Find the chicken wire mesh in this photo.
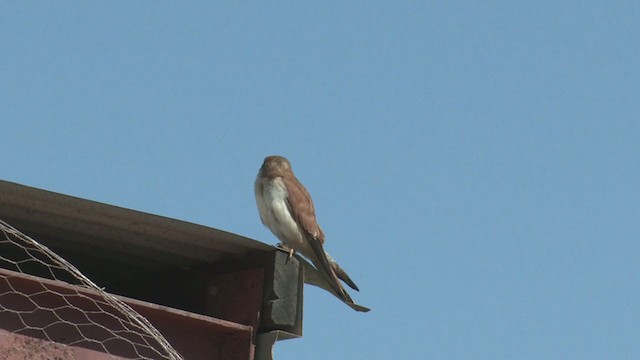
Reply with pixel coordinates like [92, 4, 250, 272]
[0, 219, 184, 360]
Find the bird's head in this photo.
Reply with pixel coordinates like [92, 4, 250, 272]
[260, 155, 293, 177]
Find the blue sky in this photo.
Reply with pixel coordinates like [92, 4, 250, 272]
[2, 2, 639, 359]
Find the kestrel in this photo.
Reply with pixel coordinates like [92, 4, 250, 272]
[254, 155, 367, 311]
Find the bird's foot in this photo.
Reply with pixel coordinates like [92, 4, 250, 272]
[275, 243, 296, 262]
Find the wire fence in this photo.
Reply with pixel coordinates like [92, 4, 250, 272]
[0, 219, 184, 359]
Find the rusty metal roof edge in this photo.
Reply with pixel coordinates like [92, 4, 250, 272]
[0, 180, 272, 253]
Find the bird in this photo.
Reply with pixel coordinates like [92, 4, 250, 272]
[254, 155, 367, 311]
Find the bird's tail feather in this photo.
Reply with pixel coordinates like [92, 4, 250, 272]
[326, 252, 360, 291]
[297, 253, 370, 312]
[304, 234, 355, 304]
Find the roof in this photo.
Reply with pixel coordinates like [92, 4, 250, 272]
[0, 179, 272, 286]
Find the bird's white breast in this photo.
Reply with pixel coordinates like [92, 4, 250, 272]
[255, 177, 305, 248]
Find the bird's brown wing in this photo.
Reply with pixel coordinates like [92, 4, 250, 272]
[281, 175, 324, 242]
[282, 175, 355, 304]
[281, 176, 360, 291]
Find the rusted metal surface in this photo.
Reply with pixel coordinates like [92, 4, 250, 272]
[0, 329, 130, 360]
[207, 268, 265, 329]
[0, 268, 254, 360]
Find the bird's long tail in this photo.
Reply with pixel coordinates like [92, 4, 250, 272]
[326, 252, 360, 291]
[304, 234, 355, 304]
[296, 252, 370, 312]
